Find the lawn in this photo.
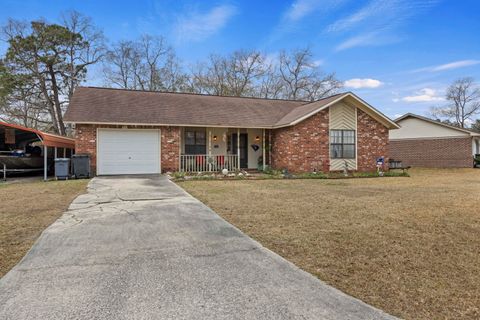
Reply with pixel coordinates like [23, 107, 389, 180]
[179, 168, 480, 320]
[0, 179, 89, 277]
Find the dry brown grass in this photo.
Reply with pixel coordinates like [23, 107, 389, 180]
[0, 179, 88, 277]
[179, 168, 480, 320]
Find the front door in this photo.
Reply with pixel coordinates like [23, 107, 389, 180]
[232, 133, 248, 168]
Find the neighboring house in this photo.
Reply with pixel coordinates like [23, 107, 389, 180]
[390, 113, 480, 168]
[64, 87, 398, 175]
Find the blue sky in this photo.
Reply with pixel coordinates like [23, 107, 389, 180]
[1, 0, 479, 119]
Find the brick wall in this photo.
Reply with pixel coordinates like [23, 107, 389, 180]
[357, 109, 389, 172]
[74, 124, 180, 175]
[74, 124, 97, 172]
[160, 126, 181, 172]
[270, 108, 390, 173]
[389, 137, 472, 168]
[271, 110, 330, 173]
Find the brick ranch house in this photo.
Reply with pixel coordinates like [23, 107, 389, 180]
[390, 113, 480, 168]
[64, 87, 399, 175]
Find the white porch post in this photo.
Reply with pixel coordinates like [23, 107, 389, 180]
[54, 147, 57, 159]
[63, 148, 66, 158]
[262, 129, 266, 171]
[237, 128, 240, 170]
[208, 128, 212, 171]
[43, 146, 48, 181]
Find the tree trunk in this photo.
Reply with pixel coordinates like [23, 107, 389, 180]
[48, 64, 66, 135]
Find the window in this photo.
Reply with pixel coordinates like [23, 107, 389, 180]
[330, 130, 355, 159]
[184, 128, 206, 154]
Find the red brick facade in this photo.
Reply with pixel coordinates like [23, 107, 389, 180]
[389, 137, 472, 168]
[356, 109, 389, 172]
[270, 108, 389, 173]
[271, 110, 330, 172]
[74, 124, 180, 174]
[74, 107, 390, 175]
[160, 126, 181, 172]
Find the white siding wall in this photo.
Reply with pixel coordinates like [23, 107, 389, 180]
[473, 138, 480, 155]
[329, 102, 357, 171]
[208, 127, 228, 155]
[390, 118, 469, 139]
[246, 128, 263, 169]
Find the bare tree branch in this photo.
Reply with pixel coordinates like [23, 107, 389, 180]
[430, 77, 480, 128]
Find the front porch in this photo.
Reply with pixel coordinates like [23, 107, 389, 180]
[179, 127, 269, 172]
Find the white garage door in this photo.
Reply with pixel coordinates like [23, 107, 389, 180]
[97, 129, 161, 175]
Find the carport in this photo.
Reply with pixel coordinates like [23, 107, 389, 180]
[0, 121, 75, 181]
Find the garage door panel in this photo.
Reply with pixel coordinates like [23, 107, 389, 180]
[97, 129, 160, 175]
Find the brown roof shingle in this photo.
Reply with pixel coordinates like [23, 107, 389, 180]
[64, 87, 397, 129]
[64, 87, 309, 128]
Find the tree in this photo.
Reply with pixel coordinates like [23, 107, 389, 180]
[471, 119, 480, 132]
[0, 60, 50, 128]
[1, 12, 105, 134]
[103, 35, 188, 92]
[277, 48, 341, 101]
[60, 11, 105, 101]
[430, 77, 480, 128]
[191, 50, 266, 96]
[191, 48, 341, 100]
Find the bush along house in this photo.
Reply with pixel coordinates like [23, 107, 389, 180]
[63, 87, 399, 175]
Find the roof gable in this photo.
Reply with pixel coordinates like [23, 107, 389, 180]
[275, 92, 399, 129]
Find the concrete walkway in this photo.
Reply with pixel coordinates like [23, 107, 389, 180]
[0, 176, 397, 320]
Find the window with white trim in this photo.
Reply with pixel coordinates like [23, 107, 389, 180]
[330, 130, 355, 159]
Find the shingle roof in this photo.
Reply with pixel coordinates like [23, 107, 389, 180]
[64, 87, 398, 129]
[275, 93, 346, 126]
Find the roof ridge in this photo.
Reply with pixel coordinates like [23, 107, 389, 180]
[80, 86, 320, 104]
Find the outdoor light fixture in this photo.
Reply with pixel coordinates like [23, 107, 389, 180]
[255, 136, 260, 141]
[213, 135, 218, 141]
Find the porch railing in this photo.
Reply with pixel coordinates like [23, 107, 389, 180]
[180, 154, 239, 172]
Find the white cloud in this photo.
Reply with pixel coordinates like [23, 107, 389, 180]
[285, 0, 320, 21]
[412, 60, 480, 73]
[284, 0, 347, 22]
[328, 0, 437, 33]
[329, 0, 438, 51]
[267, 0, 348, 45]
[344, 78, 383, 89]
[174, 5, 238, 42]
[335, 32, 380, 51]
[401, 88, 444, 102]
[327, 0, 394, 33]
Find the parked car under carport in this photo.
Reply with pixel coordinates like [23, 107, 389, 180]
[0, 121, 75, 181]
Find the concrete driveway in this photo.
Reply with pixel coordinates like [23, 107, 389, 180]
[0, 176, 397, 320]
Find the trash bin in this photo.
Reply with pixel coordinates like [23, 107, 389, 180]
[72, 154, 90, 179]
[55, 158, 70, 180]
